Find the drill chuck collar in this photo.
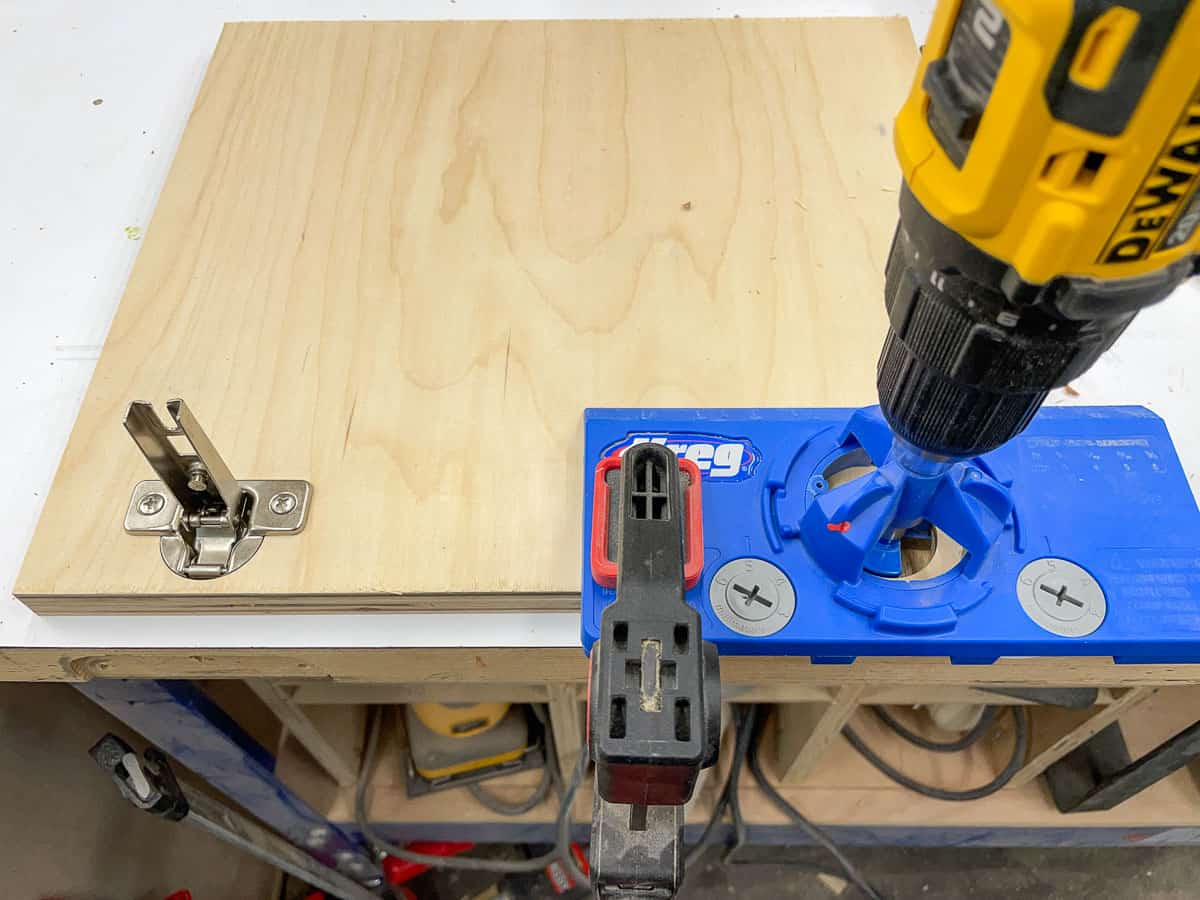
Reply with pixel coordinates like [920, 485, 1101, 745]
[877, 185, 1195, 459]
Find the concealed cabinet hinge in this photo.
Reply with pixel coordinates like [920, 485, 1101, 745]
[123, 399, 310, 579]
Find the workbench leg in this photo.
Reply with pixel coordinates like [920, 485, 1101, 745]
[775, 684, 869, 784]
[548, 683, 585, 777]
[1010, 687, 1158, 787]
[246, 679, 359, 787]
[75, 679, 380, 885]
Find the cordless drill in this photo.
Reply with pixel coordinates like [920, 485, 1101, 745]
[880, 0, 1200, 463]
[590, 5, 1200, 896]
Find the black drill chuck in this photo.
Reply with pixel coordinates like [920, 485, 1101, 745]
[876, 185, 1195, 459]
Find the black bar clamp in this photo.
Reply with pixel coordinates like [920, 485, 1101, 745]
[1045, 717, 1200, 813]
[588, 442, 721, 897]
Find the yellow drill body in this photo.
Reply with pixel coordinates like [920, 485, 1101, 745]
[878, 0, 1200, 458]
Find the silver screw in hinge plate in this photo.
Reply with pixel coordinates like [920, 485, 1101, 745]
[136, 492, 166, 516]
[123, 398, 311, 580]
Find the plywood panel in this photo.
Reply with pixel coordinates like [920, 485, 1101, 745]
[16, 19, 916, 614]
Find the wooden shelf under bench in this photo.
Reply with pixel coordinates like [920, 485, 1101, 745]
[268, 687, 1200, 846]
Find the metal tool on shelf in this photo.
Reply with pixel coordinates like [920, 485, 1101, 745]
[90, 733, 380, 900]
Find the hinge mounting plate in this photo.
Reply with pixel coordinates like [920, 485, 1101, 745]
[123, 399, 310, 580]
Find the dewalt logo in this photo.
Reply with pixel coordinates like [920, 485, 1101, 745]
[1102, 85, 1200, 264]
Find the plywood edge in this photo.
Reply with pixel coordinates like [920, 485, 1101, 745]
[15, 592, 581, 616]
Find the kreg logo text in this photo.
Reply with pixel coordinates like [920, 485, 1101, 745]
[600, 432, 761, 481]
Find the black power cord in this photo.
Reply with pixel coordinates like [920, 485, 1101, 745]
[746, 710, 887, 900]
[842, 705, 1030, 802]
[465, 705, 557, 817]
[723, 706, 752, 864]
[870, 705, 1002, 753]
[683, 705, 757, 872]
[467, 763, 552, 816]
[683, 705, 885, 900]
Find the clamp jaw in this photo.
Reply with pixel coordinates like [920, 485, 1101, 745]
[90, 733, 189, 821]
[588, 442, 721, 897]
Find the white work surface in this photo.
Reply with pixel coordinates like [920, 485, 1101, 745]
[1, 1, 1197, 655]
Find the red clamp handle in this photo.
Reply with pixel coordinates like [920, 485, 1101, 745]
[589, 453, 704, 590]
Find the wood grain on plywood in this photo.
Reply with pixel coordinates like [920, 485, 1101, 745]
[15, 18, 915, 614]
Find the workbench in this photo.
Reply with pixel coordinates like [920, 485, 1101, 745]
[5, 2, 1200, 888]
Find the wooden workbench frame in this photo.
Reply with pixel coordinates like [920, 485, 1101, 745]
[19, 644, 1198, 812]
[9, 647, 1200, 687]
[259, 680, 1200, 848]
[258, 673, 1167, 796]
[48, 649, 1200, 877]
